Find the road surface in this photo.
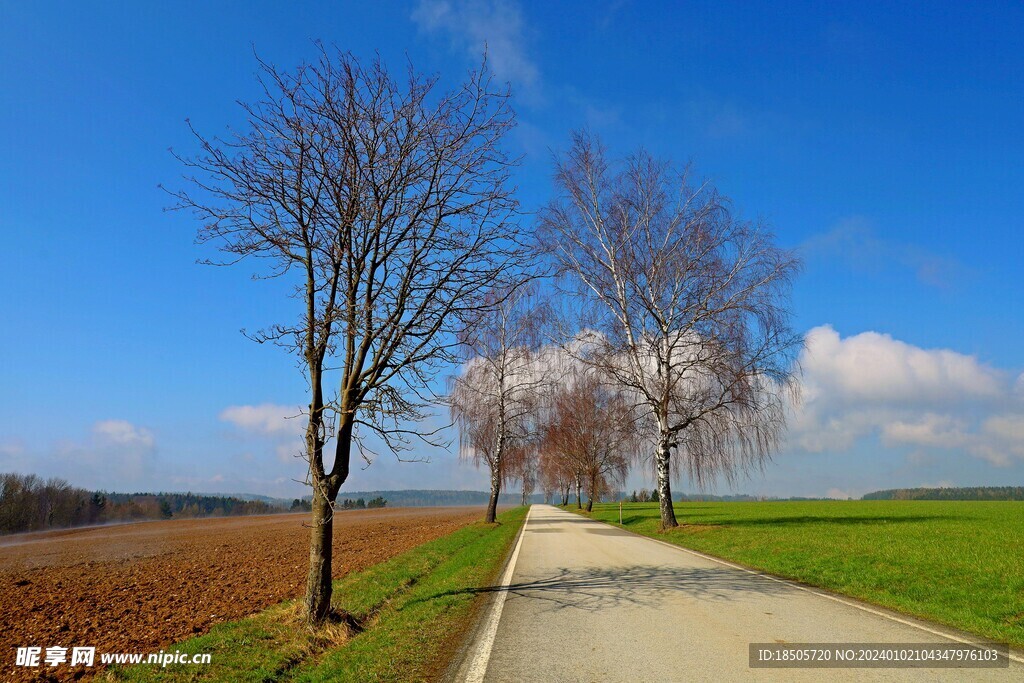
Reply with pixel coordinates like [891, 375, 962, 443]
[457, 505, 1021, 682]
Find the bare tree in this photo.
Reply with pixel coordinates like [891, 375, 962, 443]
[508, 445, 537, 506]
[538, 464, 557, 504]
[540, 132, 801, 528]
[538, 439, 573, 506]
[449, 286, 545, 523]
[170, 48, 526, 624]
[540, 372, 635, 512]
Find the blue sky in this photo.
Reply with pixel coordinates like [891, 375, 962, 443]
[1, 1, 1022, 499]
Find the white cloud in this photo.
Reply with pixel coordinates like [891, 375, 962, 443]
[220, 404, 310, 467]
[802, 325, 1002, 405]
[983, 414, 1024, 442]
[219, 404, 306, 436]
[93, 419, 155, 450]
[790, 408, 885, 453]
[880, 414, 970, 449]
[790, 325, 1022, 467]
[412, 0, 539, 94]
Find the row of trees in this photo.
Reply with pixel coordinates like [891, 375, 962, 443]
[339, 496, 387, 509]
[449, 132, 800, 528]
[536, 373, 635, 512]
[627, 489, 661, 504]
[451, 345, 638, 519]
[0, 473, 105, 534]
[863, 487, 1024, 501]
[290, 496, 391, 511]
[102, 491, 281, 518]
[0, 473, 281, 535]
[177, 48, 798, 625]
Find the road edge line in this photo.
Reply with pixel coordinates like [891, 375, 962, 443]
[462, 505, 532, 683]
[585, 510, 1024, 666]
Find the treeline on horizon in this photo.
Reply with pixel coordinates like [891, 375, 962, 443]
[862, 487, 1024, 501]
[677, 488, 1024, 502]
[289, 496, 387, 511]
[0, 472, 286, 535]
[645, 492, 829, 502]
[328, 490, 543, 507]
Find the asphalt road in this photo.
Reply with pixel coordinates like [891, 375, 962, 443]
[460, 504, 1022, 682]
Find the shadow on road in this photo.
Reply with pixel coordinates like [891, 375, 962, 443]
[526, 515, 593, 525]
[410, 564, 791, 613]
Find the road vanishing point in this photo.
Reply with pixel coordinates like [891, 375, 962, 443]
[453, 504, 1023, 682]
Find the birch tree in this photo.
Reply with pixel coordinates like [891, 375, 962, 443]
[540, 132, 801, 528]
[449, 287, 545, 523]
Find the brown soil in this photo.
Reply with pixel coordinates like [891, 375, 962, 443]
[0, 507, 480, 681]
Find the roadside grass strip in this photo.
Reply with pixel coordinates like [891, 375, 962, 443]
[108, 506, 528, 682]
[579, 500, 1024, 649]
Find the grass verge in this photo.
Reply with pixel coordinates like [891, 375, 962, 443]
[578, 500, 1024, 648]
[108, 506, 527, 682]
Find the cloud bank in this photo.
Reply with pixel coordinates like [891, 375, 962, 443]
[791, 325, 1024, 467]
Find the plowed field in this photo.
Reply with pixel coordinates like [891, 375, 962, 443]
[0, 507, 481, 681]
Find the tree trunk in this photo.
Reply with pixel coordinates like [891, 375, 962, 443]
[655, 438, 678, 528]
[304, 411, 350, 627]
[305, 482, 335, 624]
[575, 476, 582, 509]
[521, 488, 527, 506]
[586, 496, 593, 512]
[562, 484, 569, 506]
[486, 466, 501, 524]
[303, 376, 332, 627]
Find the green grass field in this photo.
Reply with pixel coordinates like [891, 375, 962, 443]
[109, 506, 527, 682]
[582, 500, 1024, 648]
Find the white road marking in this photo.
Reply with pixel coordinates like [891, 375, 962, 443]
[464, 506, 532, 683]
[623, 521, 1024, 665]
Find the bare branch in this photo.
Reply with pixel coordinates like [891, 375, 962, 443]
[170, 48, 529, 623]
[539, 131, 802, 527]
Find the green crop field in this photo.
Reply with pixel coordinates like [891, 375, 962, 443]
[583, 500, 1024, 648]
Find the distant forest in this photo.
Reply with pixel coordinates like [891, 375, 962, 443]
[862, 487, 1024, 501]
[289, 496, 388, 511]
[0, 472, 287, 535]
[335, 490, 543, 507]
